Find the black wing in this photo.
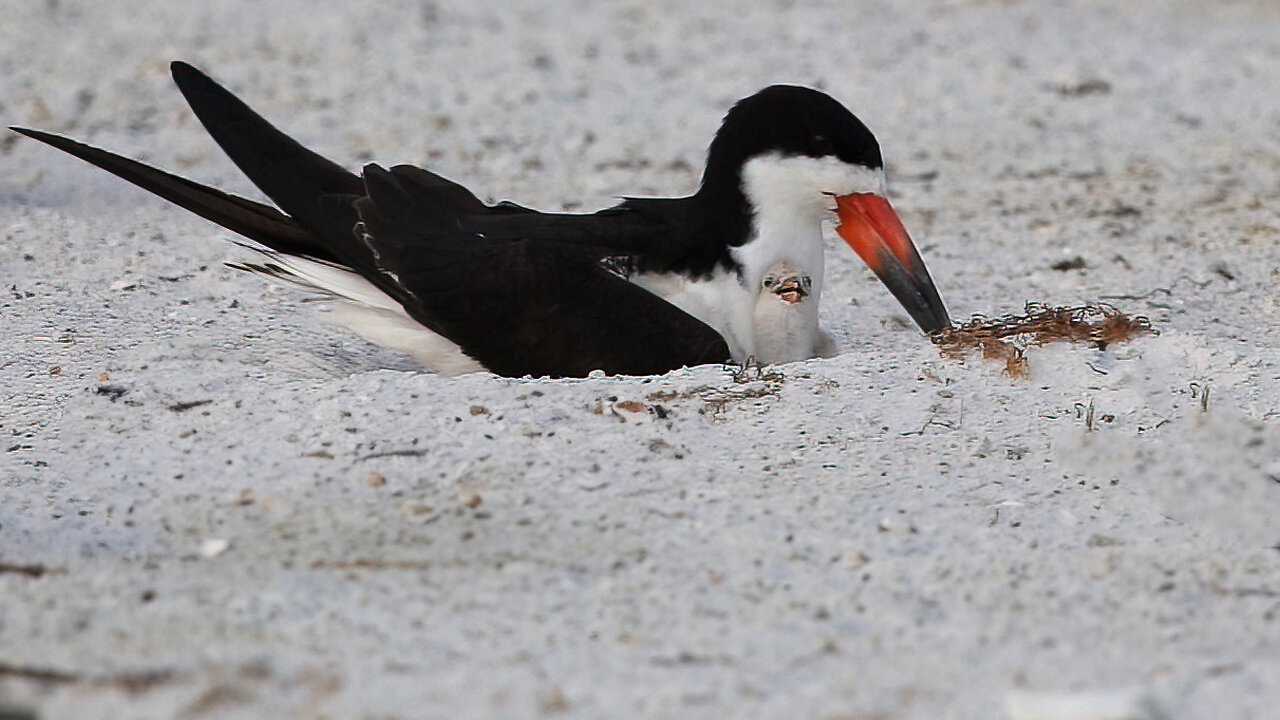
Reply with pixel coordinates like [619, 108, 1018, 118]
[168, 60, 378, 275]
[356, 164, 730, 377]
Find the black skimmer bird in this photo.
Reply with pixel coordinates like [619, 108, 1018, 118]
[13, 62, 950, 378]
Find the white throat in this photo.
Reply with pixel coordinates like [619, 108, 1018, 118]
[736, 153, 880, 287]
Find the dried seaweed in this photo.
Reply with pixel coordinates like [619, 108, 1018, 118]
[932, 302, 1157, 376]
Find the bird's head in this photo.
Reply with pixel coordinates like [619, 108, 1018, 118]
[702, 85, 951, 335]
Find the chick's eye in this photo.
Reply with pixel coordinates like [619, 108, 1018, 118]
[763, 276, 777, 287]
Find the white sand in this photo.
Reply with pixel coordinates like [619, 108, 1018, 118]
[2, 1, 1278, 718]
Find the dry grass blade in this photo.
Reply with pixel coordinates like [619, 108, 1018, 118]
[932, 302, 1157, 375]
[691, 358, 788, 417]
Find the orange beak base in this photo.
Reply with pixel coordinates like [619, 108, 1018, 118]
[834, 192, 951, 334]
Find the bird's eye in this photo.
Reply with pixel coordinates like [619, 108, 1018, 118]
[812, 134, 834, 155]
[763, 276, 778, 288]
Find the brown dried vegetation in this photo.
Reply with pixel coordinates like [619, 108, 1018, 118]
[932, 302, 1157, 376]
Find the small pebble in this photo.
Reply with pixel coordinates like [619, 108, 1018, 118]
[402, 501, 433, 515]
[537, 685, 568, 713]
[364, 472, 385, 487]
[840, 549, 870, 567]
[200, 538, 229, 558]
[458, 489, 483, 509]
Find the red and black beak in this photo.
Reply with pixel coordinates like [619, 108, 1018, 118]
[834, 192, 951, 334]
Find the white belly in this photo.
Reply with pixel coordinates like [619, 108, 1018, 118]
[632, 269, 824, 365]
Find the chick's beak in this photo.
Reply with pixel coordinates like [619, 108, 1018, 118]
[834, 192, 951, 334]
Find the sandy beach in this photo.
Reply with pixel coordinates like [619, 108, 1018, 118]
[2, 1, 1278, 718]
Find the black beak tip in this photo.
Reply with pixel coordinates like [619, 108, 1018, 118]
[917, 306, 952, 335]
[905, 313, 947, 337]
[875, 261, 951, 337]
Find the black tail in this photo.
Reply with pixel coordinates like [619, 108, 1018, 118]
[10, 126, 322, 258]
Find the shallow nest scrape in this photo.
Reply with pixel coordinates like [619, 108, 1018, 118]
[931, 302, 1157, 376]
